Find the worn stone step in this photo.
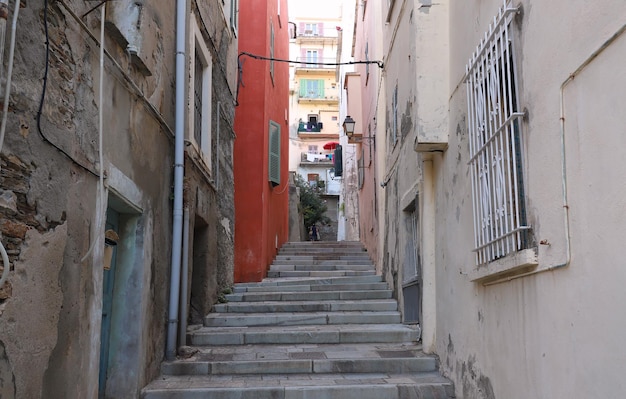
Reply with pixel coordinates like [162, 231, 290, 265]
[212, 299, 398, 313]
[224, 289, 392, 303]
[204, 311, 401, 327]
[274, 255, 371, 260]
[162, 356, 436, 376]
[188, 324, 419, 346]
[232, 282, 389, 293]
[266, 270, 376, 278]
[235, 274, 383, 288]
[141, 372, 454, 399]
[270, 264, 374, 272]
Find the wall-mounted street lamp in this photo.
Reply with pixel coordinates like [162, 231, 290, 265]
[343, 115, 375, 146]
[342, 115, 356, 137]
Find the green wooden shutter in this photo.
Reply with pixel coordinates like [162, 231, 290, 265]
[299, 79, 308, 97]
[318, 79, 325, 97]
[268, 120, 281, 186]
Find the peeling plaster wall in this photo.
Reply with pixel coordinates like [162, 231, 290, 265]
[437, 0, 626, 398]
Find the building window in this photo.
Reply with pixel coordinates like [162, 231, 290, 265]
[302, 49, 320, 68]
[189, 16, 213, 172]
[268, 120, 281, 186]
[307, 173, 319, 187]
[270, 20, 275, 82]
[357, 148, 364, 189]
[230, 0, 239, 35]
[391, 83, 398, 145]
[304, 23, 318, 36]
[465, 1, 529, 265]
[308, 145, 318, 154]
[365, 42, 370, 84]
[299, 79, 325, 99]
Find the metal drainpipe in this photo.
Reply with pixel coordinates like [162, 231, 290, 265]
[0, 0, 19, 289]
[166, 0, 186, 360]
[178, 207, 190, 349]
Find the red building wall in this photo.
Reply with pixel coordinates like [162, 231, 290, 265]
[234, 0, 290, 282]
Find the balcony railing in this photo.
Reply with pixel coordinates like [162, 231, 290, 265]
[298, 122, 323, 133]
[295, 57, 338, 69]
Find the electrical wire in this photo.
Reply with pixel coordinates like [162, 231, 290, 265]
[235, 51, 383, 106]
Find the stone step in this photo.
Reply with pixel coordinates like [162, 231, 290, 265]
[188, 324, 419, 346]
[224, 289, 392, 303]
[234, 274, 383, 288]
[162, 356, 436, 376]
[204, 311, 401, 327]
[277, 251, 368, 256]
[269, 264, 374, 272]
[232, 282, 389, 293]
[142, 372, 454, 399]
[272, 258, 372, 265]
[143, 241, 454, 398]
[212, 299, 398, 313]
[266, 270, 376, 278]
[281, 241, 364, 247]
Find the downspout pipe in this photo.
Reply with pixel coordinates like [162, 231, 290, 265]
[166, 0, 186, 360]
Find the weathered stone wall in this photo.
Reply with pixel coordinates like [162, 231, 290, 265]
[0, 0, 236, 397]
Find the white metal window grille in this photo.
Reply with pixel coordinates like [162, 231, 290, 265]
[465, 0, 529, 265]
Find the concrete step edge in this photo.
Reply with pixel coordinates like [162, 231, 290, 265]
[161, 357, 437, 376]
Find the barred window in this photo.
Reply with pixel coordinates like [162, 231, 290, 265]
[465, 1, 529, 265]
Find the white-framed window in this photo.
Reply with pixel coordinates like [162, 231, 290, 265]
[189, 16, 213, 172]
[308, 145, 318, 154]
[365, 42, 370, 84]
[391, 83, 398, 145]
[465, 0, 529, 265]
[268, 120, 281, 186]
[220, 0, 238, 36]
[304, 23, 318, 36]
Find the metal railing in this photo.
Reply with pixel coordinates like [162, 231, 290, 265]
[465, 0, 530, 265]
[294, 57, 339, 69]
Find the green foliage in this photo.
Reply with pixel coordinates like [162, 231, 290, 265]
[294, 174, 331, 229]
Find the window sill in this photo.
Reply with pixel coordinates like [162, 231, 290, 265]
[469, 248, 538, 284]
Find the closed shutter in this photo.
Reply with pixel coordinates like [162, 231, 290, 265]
[318, 22, 324, 36]
[299, 79, 308, 97]
[268, 120, 281, 186]
[318, 79, 325, 97]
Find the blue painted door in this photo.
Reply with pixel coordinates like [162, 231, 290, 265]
[99, 208, 119, 398]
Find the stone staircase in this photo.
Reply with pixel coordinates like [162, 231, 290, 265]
[142, 241, 454, 399]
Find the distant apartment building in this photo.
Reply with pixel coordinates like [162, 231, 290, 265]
[288, 1, 342, 240]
